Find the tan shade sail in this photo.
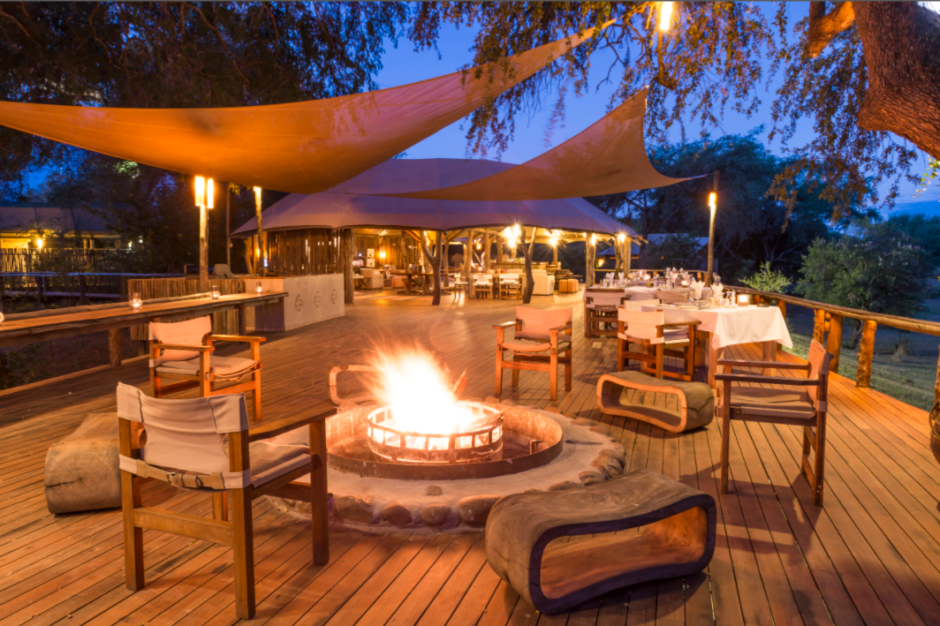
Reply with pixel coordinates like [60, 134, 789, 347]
[231, 158, 637, 238]
[0, 29, 600, 194]
[351, 88, 688, 201]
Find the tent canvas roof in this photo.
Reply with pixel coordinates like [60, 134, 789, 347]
[231, 158, 637, 238]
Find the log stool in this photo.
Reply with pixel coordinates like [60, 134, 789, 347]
[597, 370, 714, 433]
[44, 412, 121, 514]
[558, 279, 579, 294]
[486, 469, 716, 614]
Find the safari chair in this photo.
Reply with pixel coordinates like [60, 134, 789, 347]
[616, 309, 699, 381]
[116, 383, 333, 619]
[656, 288, 690, 304]
[495, 307, 572, 401]
[585, 292, 626, 338]
[473, 273, 493, 299]
[716, 340, 833, 506]
[499, 273, 521, 299]
[149, 316, 265, 420]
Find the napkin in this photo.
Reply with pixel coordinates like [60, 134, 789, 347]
[712, 282, 723, 304]
[691, 280, 705, 301]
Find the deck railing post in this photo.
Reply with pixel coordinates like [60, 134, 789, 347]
[813, 309, 826, 344]
[826, 313, 843, 373]
[109, 328, 123, 368]
[856, 320, 877, 388]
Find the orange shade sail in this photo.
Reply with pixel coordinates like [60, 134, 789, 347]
[352, 88, 689, 201]
[0, 28, 602, 194]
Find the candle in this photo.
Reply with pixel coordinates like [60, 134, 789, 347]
[256, 282, 263, 294]
[0, 310, 4, 324]
[737, 293, 750, 306]
[211, 286, 220, 300]
[680, 279, 689, 287]
[130, 292, 142, 310]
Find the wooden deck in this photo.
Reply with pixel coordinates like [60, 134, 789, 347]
[1, 290, 939, 625]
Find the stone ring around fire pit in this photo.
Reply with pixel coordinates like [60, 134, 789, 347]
[267, 399, 628, 532]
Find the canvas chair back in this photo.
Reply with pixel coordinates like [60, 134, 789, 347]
[657, 288, 690, 304]
[516, 306, 572, 340]
[213, 264, 236, 279]
[150, 316, 212, 366]
[116, 382, 247, 475]
[473, 273, 492, 284]
[807, 340, 834, 408]
[618, 309, 666, 344]
[586, 291, 625, 308]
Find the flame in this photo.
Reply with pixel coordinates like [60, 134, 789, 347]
[371, 346, 487, 450]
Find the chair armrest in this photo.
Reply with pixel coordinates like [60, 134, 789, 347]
[248, 408, 337, 443]
[549, 322, 573, 332]
[664, 320, 701, 329]
[210, 334, 267, 344]
[152, 343, 214, 353]
[493, 321, 518, 329]
[717, 359, 809, 370]
[714, 373, 821, 386]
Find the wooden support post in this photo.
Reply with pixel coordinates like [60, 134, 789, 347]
[813, 309, 827, 344]
[777, 300, 787, 320]
[825, 313, 843, 373]
[238, 303, 248, 335]
[79, 274, 87, 305]
[585, 237, 596, 288]
[466, 230, 475, 299]
[624, 238, 632, 271]
[254, 187, 264, 276]
[856, 320, 877, 388]
[109, 328, 123, 368]
[341, 229, 354, 306]
[225, 184, 232, 269]
[198, 203, 209, 293]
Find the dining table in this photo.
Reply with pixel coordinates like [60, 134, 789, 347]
[390, 269, 458, 295]
[640, 302, 793, 387]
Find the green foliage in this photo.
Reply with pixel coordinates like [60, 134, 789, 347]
[881, 213, 940, 267]
[637, 234, 704, 270]
[797, 222, 935, 317]
[741, 262, 791, 293]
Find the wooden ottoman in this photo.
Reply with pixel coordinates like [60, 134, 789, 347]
[486, 469, 716, 614]
[44, 412, 121, 514]
[597, 370, 714, 433]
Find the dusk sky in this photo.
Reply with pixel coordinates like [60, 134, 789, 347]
[374, 2, 936, 215]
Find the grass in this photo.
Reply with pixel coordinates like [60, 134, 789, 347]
[782, 304, 939, 411]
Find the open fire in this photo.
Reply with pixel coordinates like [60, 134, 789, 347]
[367, 347, 503, 464]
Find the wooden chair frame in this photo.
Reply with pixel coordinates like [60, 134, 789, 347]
[716, 359, 829, 506]
[617, 319, 700, 381]
[150, 332, 266, 421]
[120, 407, 335, 619]
[498, 276, 521, 299]
[585, 295, 625, 338]
[494, 319, 572, 401]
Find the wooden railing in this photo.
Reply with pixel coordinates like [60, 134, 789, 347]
[734, 286, 940, 408]
[126, 277, 246, 339]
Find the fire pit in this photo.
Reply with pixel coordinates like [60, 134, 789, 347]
[367, 401, 503, 464]
[270, 348, 627, 531]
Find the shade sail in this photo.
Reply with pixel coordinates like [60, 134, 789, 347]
[0, 29, 601, 195]
[231, 158, 637, 238]
[351, 88, 688, 201]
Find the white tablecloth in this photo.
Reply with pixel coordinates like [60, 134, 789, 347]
[641, 304, 793, 350]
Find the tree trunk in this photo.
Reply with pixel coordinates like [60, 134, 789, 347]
[466, 230, 475, 299]
[585, 238, 596, 288]
[848, 318, 864, 350]
[521, 227, 536, 304]
[854, 3, 940, 159]
[225, 185, 231, 269]
[420, 232, 443, 306]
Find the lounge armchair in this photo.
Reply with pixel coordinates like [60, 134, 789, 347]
[116, 383, 332, 619]
[149, 316, 265, 420]
[716, 340, 833, 506]
[495, 306, 572, 401]
[616, 309, 699, 381]
[530, 269, 555, 296]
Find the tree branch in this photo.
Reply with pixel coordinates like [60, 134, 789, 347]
[805, 1, 855, 59]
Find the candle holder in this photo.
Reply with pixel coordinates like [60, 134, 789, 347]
[0, 310, 4, 324]
[130, 292, 142, 310]
[211, 286, 220, 300]
[737, 294, 751, 307]
[255, 282, 263, 294]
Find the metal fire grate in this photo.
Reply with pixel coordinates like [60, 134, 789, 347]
[366, 401, 504, 464]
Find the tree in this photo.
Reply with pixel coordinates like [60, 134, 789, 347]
[879, 213, 940, 268]
[637, 234, 704, 270]
[0, 2, 407, 188]
[797, 221, 936, 347]
[407, 2, 935, 215]
[588, 133, 874, 282]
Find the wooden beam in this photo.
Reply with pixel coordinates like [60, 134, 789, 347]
[856, 320, 877, 388]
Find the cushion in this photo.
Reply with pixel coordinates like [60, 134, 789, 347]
[249, 441, 311, 487]
[157, 355, 258, 380]
[728, 387, 816, 420]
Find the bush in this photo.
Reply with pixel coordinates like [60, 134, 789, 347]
[741, 262, 791, 293]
